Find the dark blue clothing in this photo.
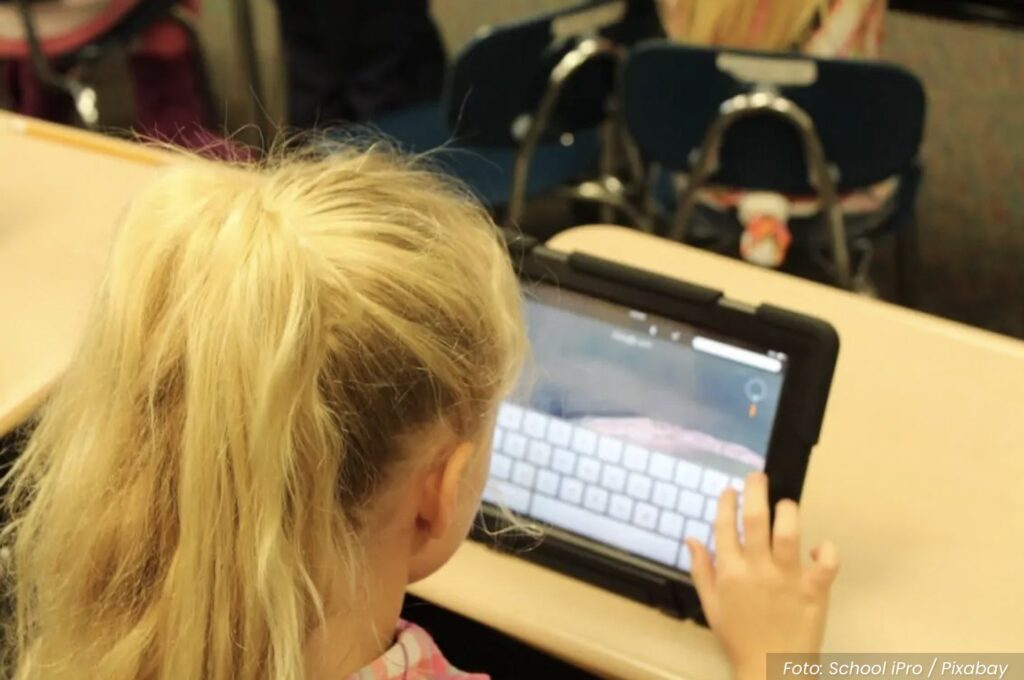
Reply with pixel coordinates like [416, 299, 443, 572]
[274, 0, 446, 126]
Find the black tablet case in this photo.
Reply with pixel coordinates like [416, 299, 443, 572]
[472, 232, 839, 622]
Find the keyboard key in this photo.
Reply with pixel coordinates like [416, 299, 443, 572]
[583, 486, 610, 513]
[498, 403, 523, 429]
[609, 494, 634, 522]
[483, 479, 531, 513]
[600, 465, 627, 492]
[677, 489, 704, 518]
[623, 444, 649, 471]
[703, 500, 717, 523]
[677, 545, 693, 572]
[675, 459, 702, 489]
[552, 447, 577, 475]
[577, 457, 601, 484]
[512, 461, 536, 488]
[493, 427, 504, 452]
[649, 452, 675, 481]
[559, 477, 585, 505]
[701, 469, 730, 497]
[490, 453, 512, 480]
[597, 436, 624, 463]
[503, 432, 526, 459]
[546, 419, 572, 447]
[531, 495, 680, 565]
[634, 502, 659, 530]
[527, 440, 552, 467]
[626, 473, 652, 501]
[684, 519, 712, 545]
[571, 427, 598, 456]
[523, 410, 548, 439]
[537, 469, 560, 497]
[652, 481, 678, 509]
[658, 511, 686, 539]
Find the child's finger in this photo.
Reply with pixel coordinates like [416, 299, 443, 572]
[807, 541, 840, 590]
[742, 472, 771, 559]
[772, 498, 801, 569]
[686, 539, 720, 627]
[714, 488, 741, 559]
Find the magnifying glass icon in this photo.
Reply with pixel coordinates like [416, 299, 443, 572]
[744, 377, 767, 417]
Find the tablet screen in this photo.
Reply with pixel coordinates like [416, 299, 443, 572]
[484, 283, 788, 572]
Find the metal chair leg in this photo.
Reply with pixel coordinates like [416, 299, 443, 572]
[851, 238, 877, 297]
[637, 164, 665, 235]
[822, 195, 853, 290]
[895, 216, 919, 307]
[507, 38, 622, 227]
[597, 118, 617, 225]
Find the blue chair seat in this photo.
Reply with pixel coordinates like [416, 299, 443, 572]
[372, 102, 601, 208]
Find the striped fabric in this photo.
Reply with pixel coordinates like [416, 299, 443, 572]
[347, 620, 489, 680]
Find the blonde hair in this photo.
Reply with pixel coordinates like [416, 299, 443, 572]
[1, 143, 526, 680]
[658, 0, 829, 51]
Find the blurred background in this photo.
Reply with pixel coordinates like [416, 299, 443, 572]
[2, 0, 1021, 338]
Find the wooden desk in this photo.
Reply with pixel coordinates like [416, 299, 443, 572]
[3, 116, 1024, 679]
[417, 227, 1024, 677]
[0, 114, 166, 436]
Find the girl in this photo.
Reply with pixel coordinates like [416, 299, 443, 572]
[2, 145, 837, 680]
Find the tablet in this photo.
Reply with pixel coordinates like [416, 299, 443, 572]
[474, 234, 839, 620]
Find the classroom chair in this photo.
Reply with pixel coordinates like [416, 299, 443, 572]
[621, 42, 926, 295]
[372, 0, 652, 228]
[0, 0, 209, 129]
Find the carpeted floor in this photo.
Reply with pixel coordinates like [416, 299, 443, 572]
[880, 13, 1024, 337]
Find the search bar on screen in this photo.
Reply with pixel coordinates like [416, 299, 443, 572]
[692, 336, 782, 373]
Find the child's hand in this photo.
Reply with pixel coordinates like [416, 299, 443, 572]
[686, 472, 839, 680]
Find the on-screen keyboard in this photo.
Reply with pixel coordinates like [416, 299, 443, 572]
[483, 403, 747, 572]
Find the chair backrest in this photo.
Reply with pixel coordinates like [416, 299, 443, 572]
[443, 0, 653, 147]
[622, 42, 927, 193]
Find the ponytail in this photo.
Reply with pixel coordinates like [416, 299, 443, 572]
[2, 144, 525, 680]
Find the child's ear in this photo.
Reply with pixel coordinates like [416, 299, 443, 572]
[417, 440, 476, 539]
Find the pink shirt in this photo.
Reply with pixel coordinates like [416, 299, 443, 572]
[346, 620, 488, 680]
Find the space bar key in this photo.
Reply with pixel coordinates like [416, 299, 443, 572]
[531, 495, 680, 566]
